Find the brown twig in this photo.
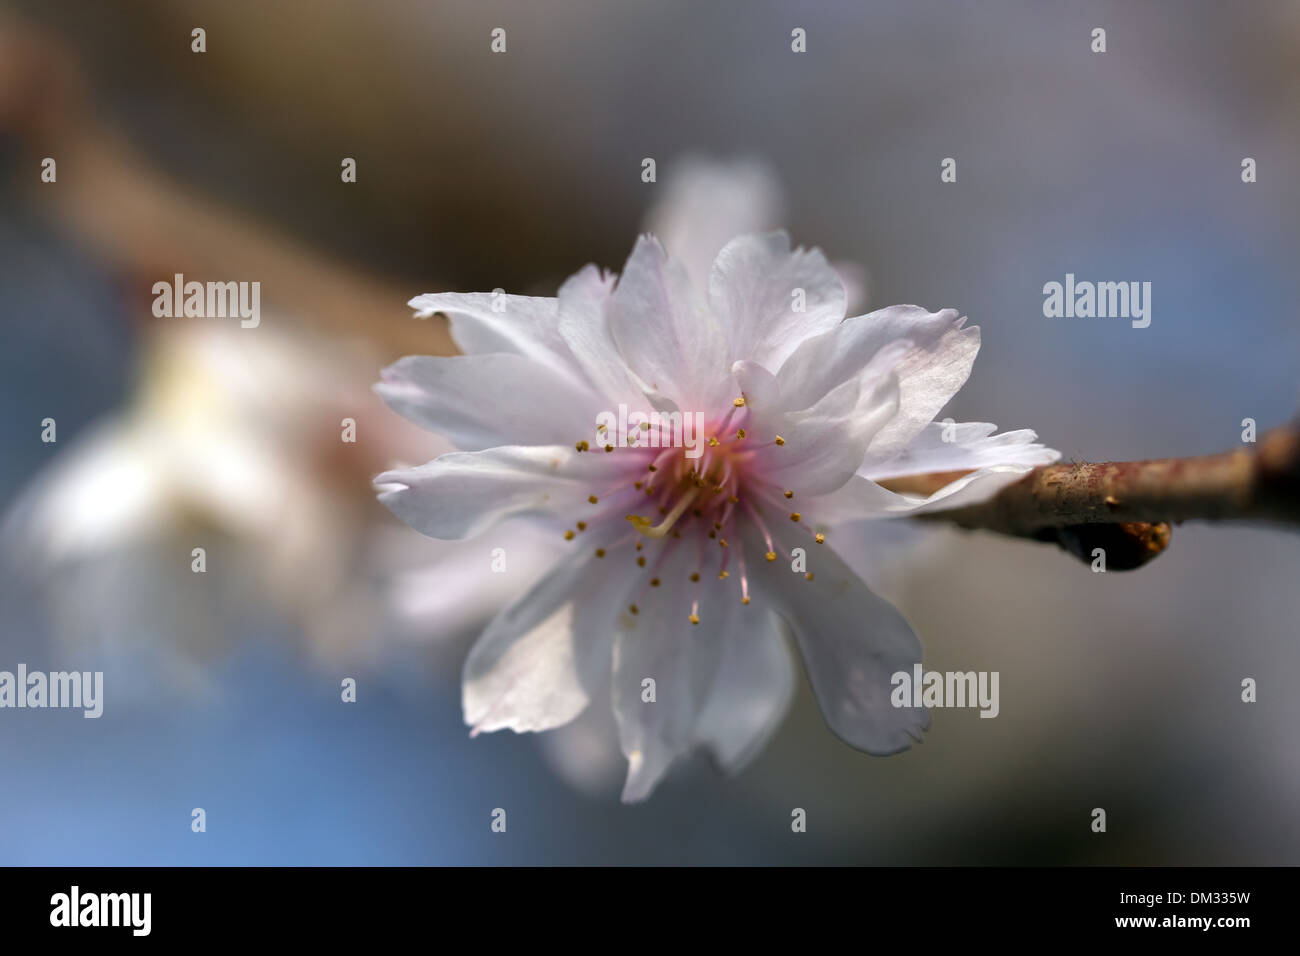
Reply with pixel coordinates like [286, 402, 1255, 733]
[880, 421, 1300, 569]
[0, 14, 453, 362]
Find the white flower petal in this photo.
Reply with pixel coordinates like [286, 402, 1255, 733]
[693, 605, 795, 772]
[375, 354, 603, 451]
[375, 445, 639, 539]
[776, 306, 978, 453]
[608, 235, 730, 411]
[555, 264, 649, 407]
[408, 291, 572, 372]
[810, 421, 1061, 522]
[863, 421, 1060, 480]
[463, 550, 624, 735]
[745, 523, 929, 754]
[611, 545, 724, 802]
[709, 231, 847, 372]
[737, 342, 908, 496]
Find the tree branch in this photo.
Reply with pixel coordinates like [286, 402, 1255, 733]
[879, 420, 1300, 570]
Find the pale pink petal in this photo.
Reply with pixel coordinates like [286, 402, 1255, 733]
[375, 444, 641, 539]
[375, 354, 604, 451]
[743, 522, 930, 754]
[463, 551, 625, 735]
[709, 231, 847, 372]
[608, 235, 730, 412]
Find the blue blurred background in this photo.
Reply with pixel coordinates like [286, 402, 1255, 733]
[1, 0, 1298, 864]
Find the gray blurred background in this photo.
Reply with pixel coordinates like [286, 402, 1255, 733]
[1, 0, 1298, 864]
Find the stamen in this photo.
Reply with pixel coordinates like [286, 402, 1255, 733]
[594, 548, 606, 558]
[629, 603, 639, 615]
[784, 490, 794, 499]
[738, 549, 751, 605]
[815, 532, 825, 544]
[789, 512, 801, 522]
[626, 486, 701, 538]
[773, 435, 786, 446]
[589, 495, 599, 504]
[742, 498, 779, 561]
[563, 530, 575, 541]
[689, 600, 700, 625]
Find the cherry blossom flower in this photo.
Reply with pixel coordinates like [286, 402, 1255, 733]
[376, 229, 1058, 801]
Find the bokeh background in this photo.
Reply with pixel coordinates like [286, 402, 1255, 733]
[1, 0, 1298, 864]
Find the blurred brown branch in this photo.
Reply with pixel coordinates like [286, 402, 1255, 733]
[881, 421, 1300, 569]
[0, 13, 453, 362]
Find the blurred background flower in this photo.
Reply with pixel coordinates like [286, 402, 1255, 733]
[0, 0, 1298, 863]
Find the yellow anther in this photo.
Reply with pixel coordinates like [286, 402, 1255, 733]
[815, 533, 825, 544]
[789, 512, 801, 522]
[733, 396, 746, 407]
[719, 538, 728, 548]
[588, 495, 599, 504]
[784, 490, 794, 499]
[689, 613, 700, 625]
[604, 444, 614, 453]
[577, 521, 587, 531]
[718, 570, 730, 579]
[741, 596, 751, 605]
[594, 548, 606, 558]
[765, 551, 776, 562]
[805, 572, 814, 581]
[650, 577, 661, 587]
[629, 603, 639, 615]
[708, 437, 720, 447]
[774, 435, 786, 446]
[563, 530, 575, 540]
[575, 440, 589, 452]
[689, 572, 700, 582]
[736, 428, 746, 439]
[637, 556, 646, 567]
